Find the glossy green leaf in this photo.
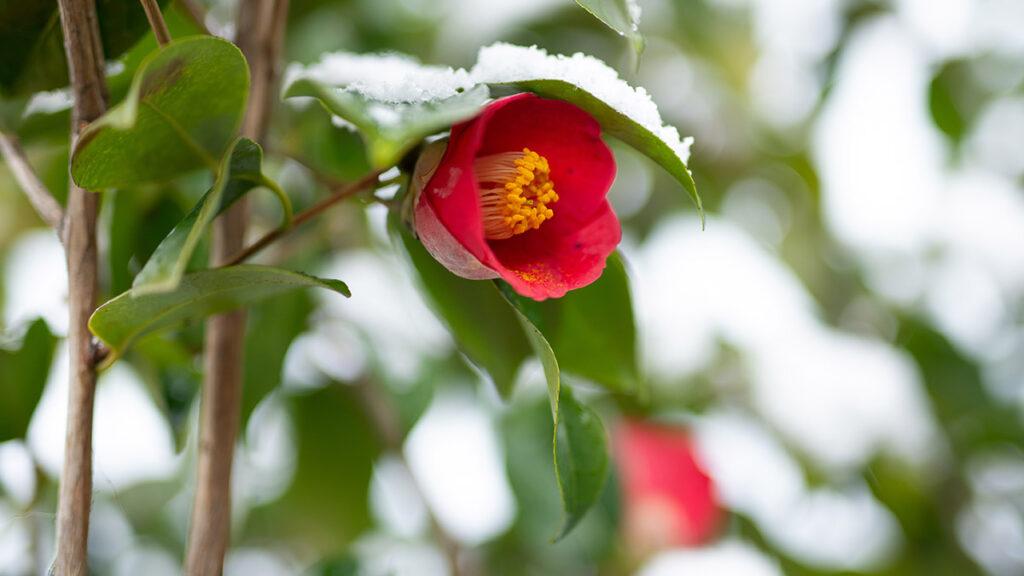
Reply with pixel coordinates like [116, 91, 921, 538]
[487, 79, 701, 223]
[507, 253, 639, 394]
[0, 319, 57, 441]
[71, 36, 249, 189]
[108, 189, 188, 296]
[90, 265, 350, 366]
[132, 137, 290, 294]
[283, 77, 489, 168]
[499, 285, 610, 540]
[0, 0, 166, 96]
[556, 254, 639, 393]
[390, 214, 531, 398]
[552, 386, 611, 540]
[575, 0, 645, 56]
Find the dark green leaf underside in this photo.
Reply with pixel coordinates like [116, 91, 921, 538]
[390, 214, 531, 398]
[284, 78, 489, 169]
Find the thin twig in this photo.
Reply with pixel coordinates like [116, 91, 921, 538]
[174, 0, 212, 35]
[0, 131, 64, 233]
[351, 380, 471, 576]
[221, 169, 384, 267]
[139, 0, 172, 46]
[185, 1, 289, 574]
[53, 0, 108, 573]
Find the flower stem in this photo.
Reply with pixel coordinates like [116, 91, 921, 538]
[261, 173, 294, 227]
[220, 168, 385, 267]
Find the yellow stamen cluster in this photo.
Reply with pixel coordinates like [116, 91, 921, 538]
[474, 148, 559, 240]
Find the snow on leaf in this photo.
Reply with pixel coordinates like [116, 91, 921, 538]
[284, 52, 475, 104]
[471, 43, 692, 164]
[282, 52, 488, 168]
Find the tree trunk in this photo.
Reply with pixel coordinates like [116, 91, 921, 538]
[53, 0, 107, 573]
[185, 1, 289, 573]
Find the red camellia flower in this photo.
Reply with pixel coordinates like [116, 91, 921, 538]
[412, 93, 620, 300]
[615, 419, 721, 555]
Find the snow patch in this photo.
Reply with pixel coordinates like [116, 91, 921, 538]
[286, 52, 474, 104]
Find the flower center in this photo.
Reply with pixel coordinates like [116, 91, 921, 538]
[474, 148, 559, 240]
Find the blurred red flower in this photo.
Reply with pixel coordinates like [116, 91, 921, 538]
[413, 93, 620, 300]
[615, 419, 721, 554]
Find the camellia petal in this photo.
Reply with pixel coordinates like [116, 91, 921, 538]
[615, 420, 721, 555]
[414, 93, 620, 300]
[489, 201, 621, 299]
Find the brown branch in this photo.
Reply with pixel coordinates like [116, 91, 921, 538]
[185, 1, 289, 574]
[139, 0, 172, 46]
[0, 131, 64, 232]
[221, 169, 383, 267]
[53, 0, 108, 574]
[174, 0, 212, 35]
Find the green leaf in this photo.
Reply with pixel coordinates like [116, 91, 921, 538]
[304, 555, 359, 576]
[248, 386, 380, 553]
[927, 60, 981, 146]
[129, 332, 201, 452]
[499, 78, 701, 223]
[71, 36, 249, 189]
[553, 386, 611, 540]
[132, 137, 290, 294]
[283, 77, 489, 169]
[280, 104, 373, 182]
[108, 188, 188, 296]
[505, 252, 639, 394]
[242, 290, 314, 429]
[555, 253, 639, 393]
[499, 397, 621, 566]
[897, 317, 1024, 454]
[498, 284, 610, 540]
[0, 0, 167, 96]
[0, 319, 57, 441]
[575, 0, 645, 56]
[389, 214, 531, 398]
[90, 265, 350, 366]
